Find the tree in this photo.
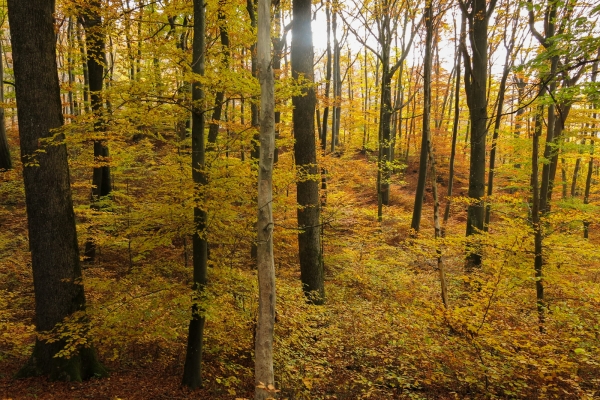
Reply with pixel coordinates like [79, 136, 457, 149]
[182, 0, 208, 389]
[459, 0, 498, 269]
[8, 0, 106, 381]
[254, 0, 277, 395]
[410, 0, 435, 233]
[79, 0, 112, 261]
[291, 0, 325, 303]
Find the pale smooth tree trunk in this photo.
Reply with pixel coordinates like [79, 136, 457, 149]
[254, 0, 276, 397]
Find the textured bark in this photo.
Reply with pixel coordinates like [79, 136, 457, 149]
[291, 0, 324, 304]
[8, 0, 106, 381]
[182, 0, 208, 389]
[459, 0, 497, 269]
[80, 0, 112, 261]
[410, 2, 433, 233]
[254, 0, 277, 395]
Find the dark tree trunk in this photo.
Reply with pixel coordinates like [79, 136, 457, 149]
[247, 0, 260, 161]
[410, 2, 433, 233]
[531, 106, 545, 332]
[460, 0, 497, 269]
[182, 0, 208, 389]
[80, 1, 112, 261]
[291, 0, 324, 304]
[8, 0, 106, 381]
[207, 0, 230, 148]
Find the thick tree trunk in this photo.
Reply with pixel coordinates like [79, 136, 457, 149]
[182, 0, 208, 389]
[254, 0, 277, 396]
[291, 0, 324, 304]
[8, 0, 106, 381]
[460, 0, 497, 269]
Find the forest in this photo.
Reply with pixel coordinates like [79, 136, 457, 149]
[0, 0, 599, 398]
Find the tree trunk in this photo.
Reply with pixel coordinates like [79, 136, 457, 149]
[254, 0, 277, 396]
[182, 0, 208, 389]
[291, 0, 324, 304]
[247, 0, 260, 161]
[8, 0, 106, 381]
[410, 1, 433, 233]
[531, 106, 545, 332]
[460, 0, 497, 269]
[80, 1, 112, 262]
[207, 0, 230, 148]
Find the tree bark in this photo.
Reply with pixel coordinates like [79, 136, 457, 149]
[8, 0, 106, 381]
[182, 0, 208, 389]
[254, 0, 277, 396]
[80, 1, 112, 261]
[207, 0, 230, 148]
[292, 0, 324, 304]
[410, 1, 433, 233]
[459, 0, 497, 269]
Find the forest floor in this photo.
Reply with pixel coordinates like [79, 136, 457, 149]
[1, 126, 599, 399]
